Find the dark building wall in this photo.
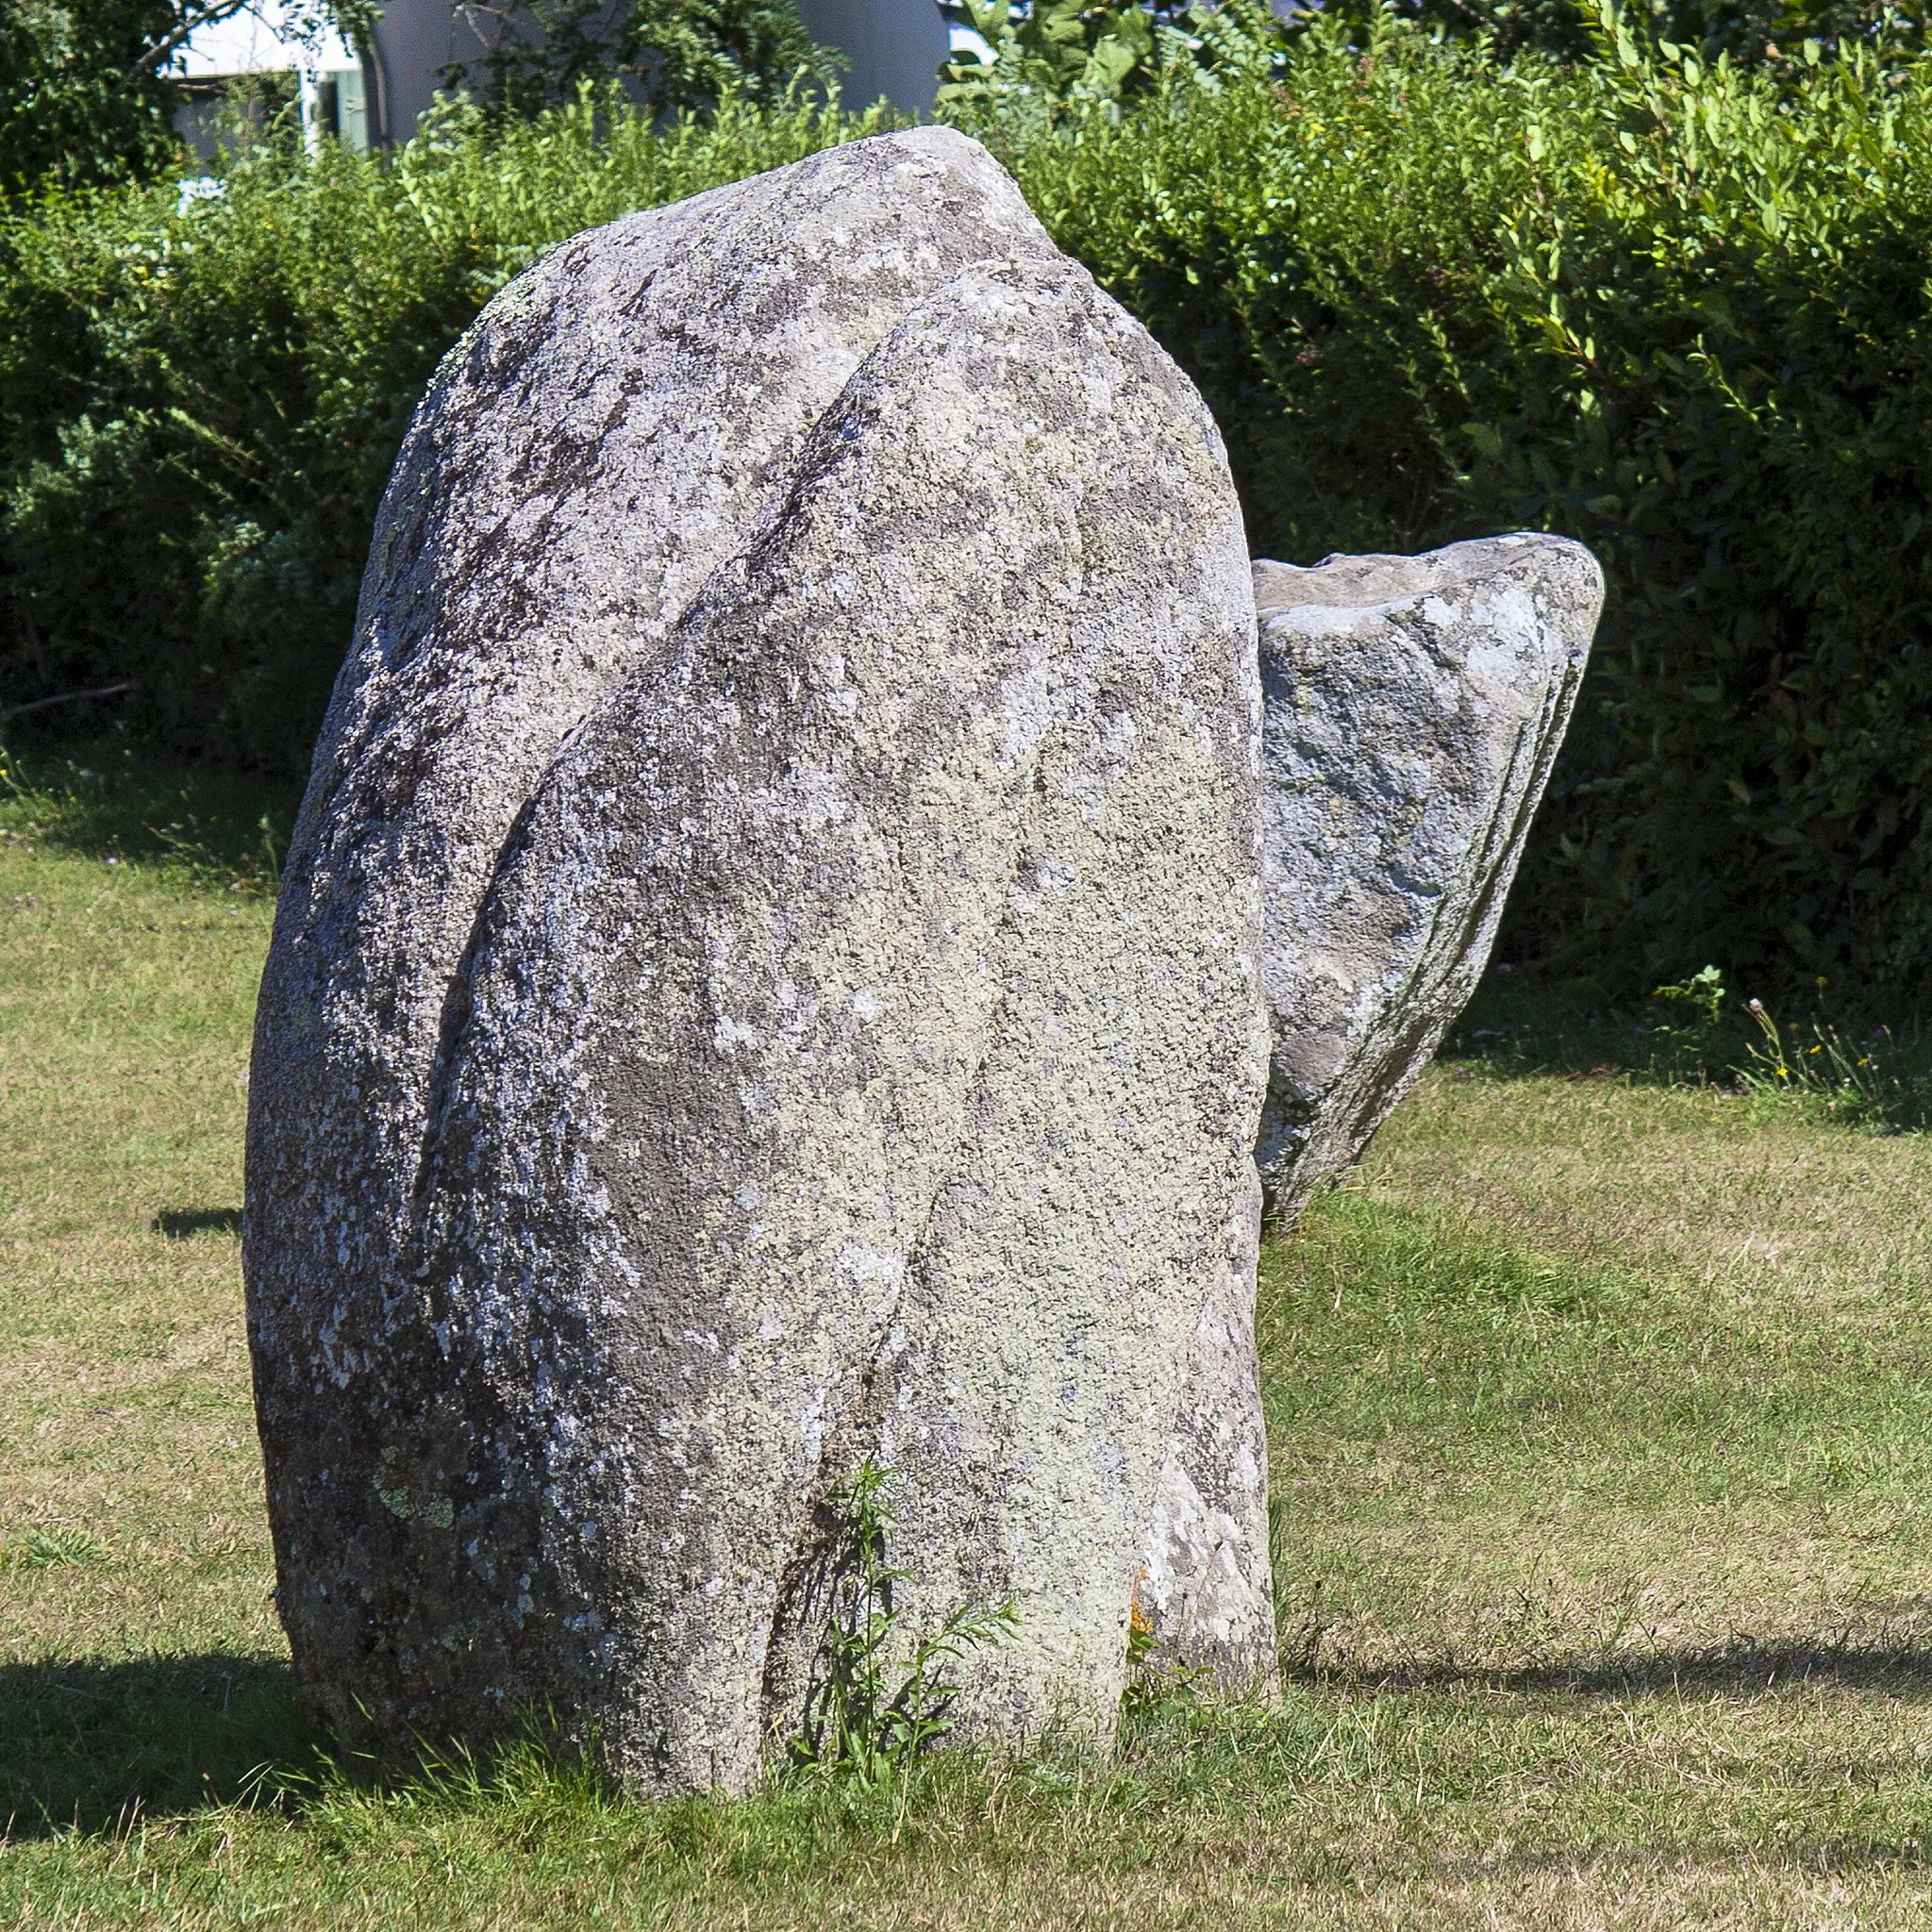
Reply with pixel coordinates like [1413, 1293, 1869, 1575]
[368, 0, 491, 140]
[791, 0, 948, 113]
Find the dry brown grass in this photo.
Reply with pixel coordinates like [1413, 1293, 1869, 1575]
[1269, 1069, 1932, 1692]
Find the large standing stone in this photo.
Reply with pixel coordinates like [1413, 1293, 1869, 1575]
[248, 141, 1263, 1786]
[245, 128, 1065, 1748]
[1141, 534, 1601, 1684]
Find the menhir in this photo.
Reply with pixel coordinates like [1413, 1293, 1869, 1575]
[245, 127, 1266, 1792]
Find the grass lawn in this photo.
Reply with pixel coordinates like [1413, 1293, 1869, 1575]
[7, 744, 1932, 1927]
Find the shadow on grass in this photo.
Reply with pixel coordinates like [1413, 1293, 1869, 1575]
[154, 1208, 244, 1240]
[0, 736, 299, 886]
[1437, 966, 1932, 1130]
[1440, 969, 1718, 1083]
[1293, 1634, 1932, 1700]
[0, 1653, 311, 1836]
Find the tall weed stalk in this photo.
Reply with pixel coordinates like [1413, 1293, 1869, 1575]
[791, 1460, 1018, 1790]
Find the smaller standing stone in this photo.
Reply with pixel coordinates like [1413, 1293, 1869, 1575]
[1142, 533, 1601, 1687]
[1253, 533, 1600, 1212]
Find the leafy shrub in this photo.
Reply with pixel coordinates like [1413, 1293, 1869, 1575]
[1316, 0, 1926, 68]
[940, 0, 1161, 109]
[0, 3, 373, 201]
[2, 0, 191, 199]
[8, 16, 1932, 997]
[979, 8, 1932, 997]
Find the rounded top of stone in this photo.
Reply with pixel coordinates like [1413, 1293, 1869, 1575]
[1252, 532, 1600, 616]
[864, 124, 1002, 167]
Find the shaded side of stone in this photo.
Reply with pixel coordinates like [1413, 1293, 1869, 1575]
[350, 258, 1261, 1790]
[1135, 1163, 1273, 1692]
[243, 128, 1063, 1748]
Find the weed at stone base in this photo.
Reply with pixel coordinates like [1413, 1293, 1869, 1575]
[788, 1459, 1018, 1792]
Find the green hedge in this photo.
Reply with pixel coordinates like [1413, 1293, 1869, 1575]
[0, 92, 889, 768]
[986, 16, 1932, 997]
[7, 22, 1932, 997]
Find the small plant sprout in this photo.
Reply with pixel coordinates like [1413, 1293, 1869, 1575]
[1119, 1569, 1203, 1726]
[791, 1457, 1018, 1789]
[1643, 965, 1729, 1081]
[7, 1524, 106, 1571]
[1652, 964, 1726, 1031]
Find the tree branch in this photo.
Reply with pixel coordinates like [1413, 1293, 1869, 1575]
[4, 683, 136, 719]
[132, 0, 262, 78]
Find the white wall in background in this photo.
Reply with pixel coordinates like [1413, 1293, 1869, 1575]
[174, 6, 371, 155]
[175, 7, 359, 75]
